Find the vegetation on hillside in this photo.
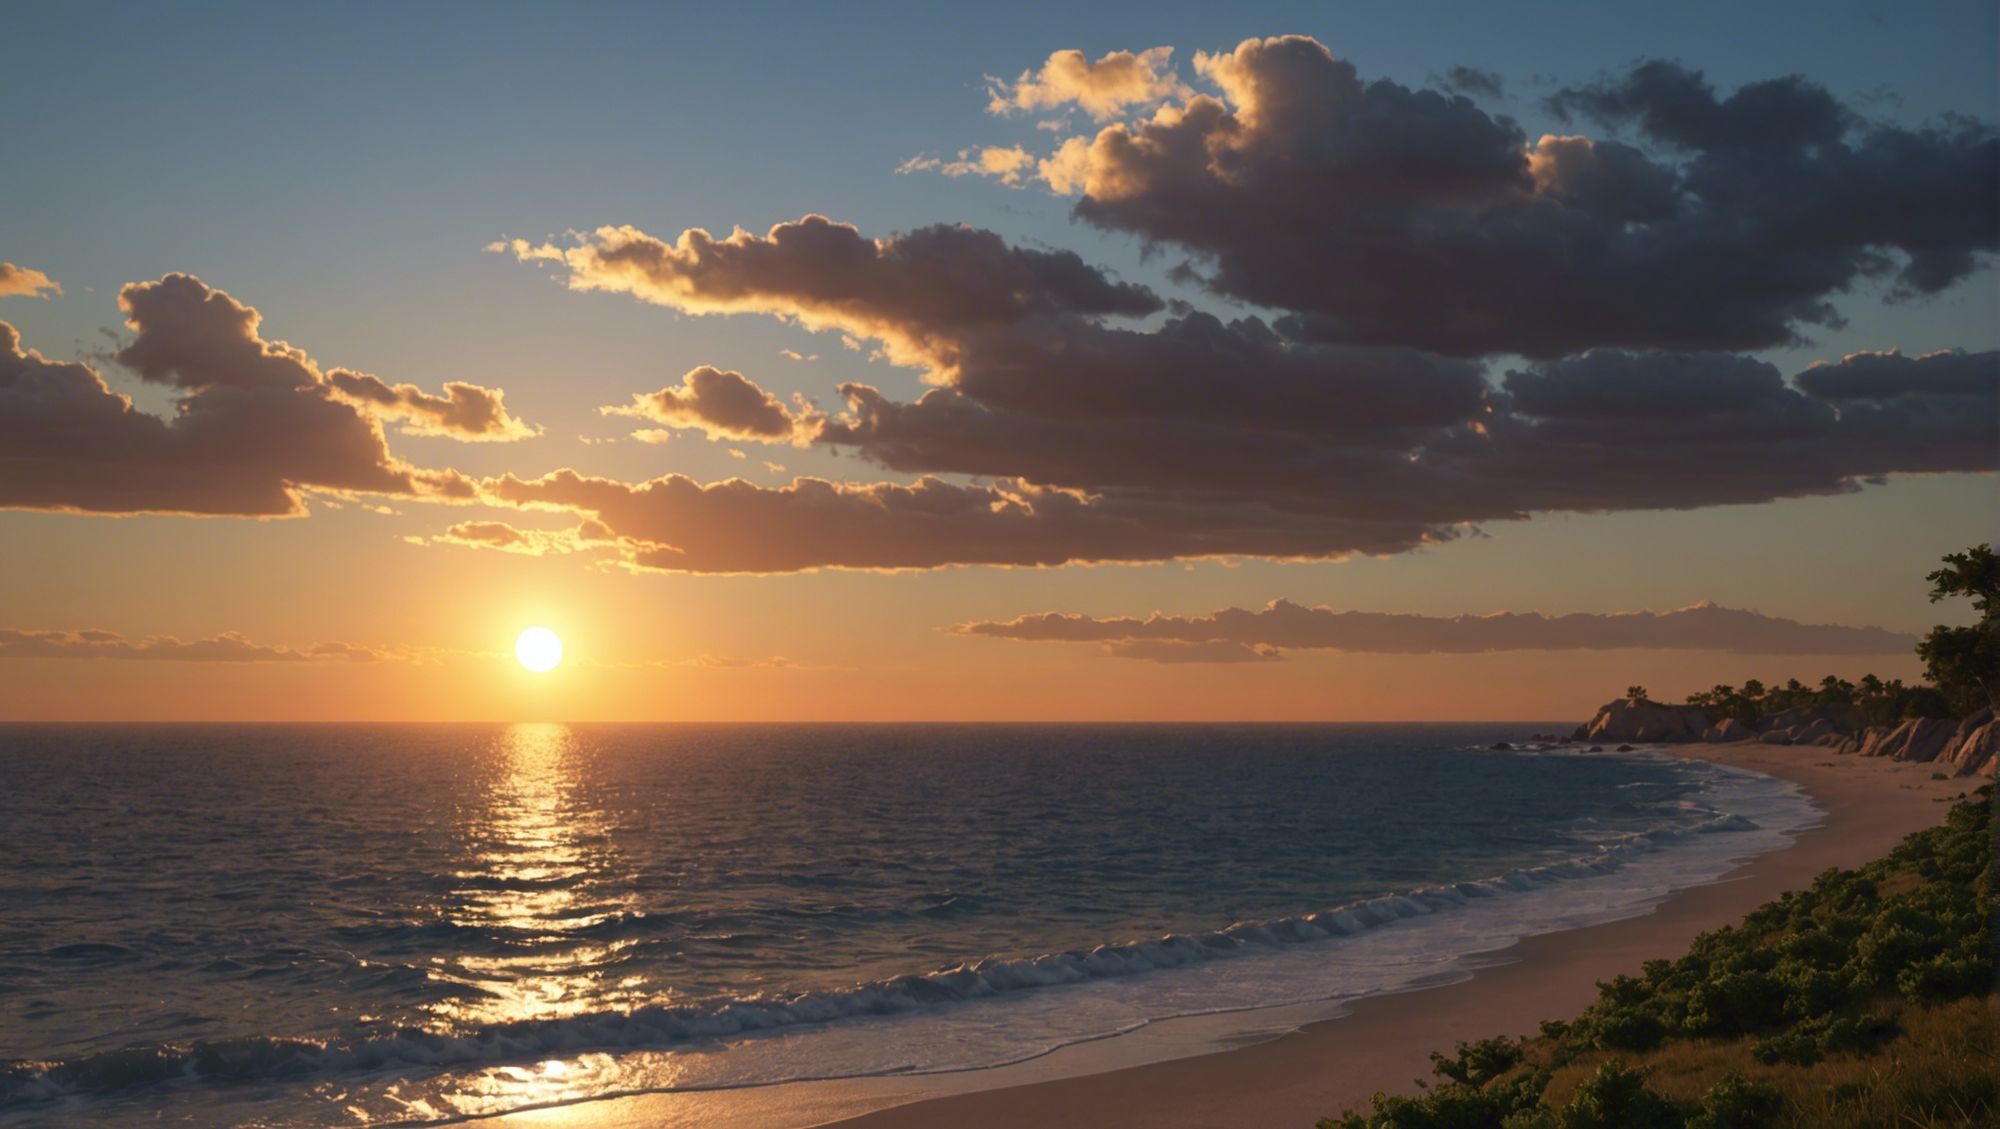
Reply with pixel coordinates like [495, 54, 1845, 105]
[1682, 674, 1951, 727]
[1319, 790, 1996, 1129]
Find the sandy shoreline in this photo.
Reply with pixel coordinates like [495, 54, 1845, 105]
[483, 744, 1970, 1129]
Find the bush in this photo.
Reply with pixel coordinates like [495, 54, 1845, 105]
[1555, 1062, 1687, 1129]
[1686, 1073, 1783, 1129]
[1431, 1037, 1526, 1086]
[1896, 951, 1991, 1003]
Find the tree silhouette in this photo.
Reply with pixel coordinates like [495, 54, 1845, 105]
[1917, 543, 1999, 715]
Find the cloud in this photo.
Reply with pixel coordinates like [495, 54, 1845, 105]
[954, 599, 1920, 660]
[2, 280, 476, 516]
[493, 216, 1162, 376]
[326, 370, 539, 441]
[603, 366, 816, 444]
[897, 146, 1037, 185]
[0, 627, 396, 662]
[1008, 36, 1999, 356]
[1104, 639, 1284, 664]
[415, 519, 614, 557]
[1794, 347, 2000, 403]
[0, 263, 60, 299]
[498, 203, 1993, 572]
[495, 36, 1997, 578]
[986, 47, 1189, 120]
[1441, 65, 1504, 100]
[817, 348, 1995, 523]
[500, 218, 1487, 440]
[471, 468, 1443, 574]
[681, 653, 799, 669]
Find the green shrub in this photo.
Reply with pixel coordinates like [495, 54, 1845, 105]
[1554, 1062, 1687, 1129]
[1321, 790, 1993, 1129]
[1686, 1072, 1783, 1129]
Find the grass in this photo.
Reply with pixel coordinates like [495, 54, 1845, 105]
[1319, 787, 1995, 1129]
[1543, 996, 1997, 1128]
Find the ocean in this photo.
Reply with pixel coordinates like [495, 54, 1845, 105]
[0, 723, 1817, 1127]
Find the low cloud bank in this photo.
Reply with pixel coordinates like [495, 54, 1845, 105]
[954, 600, 1918, 661]
[0, 628, 394, 663]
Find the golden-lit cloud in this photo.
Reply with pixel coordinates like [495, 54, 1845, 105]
[327, 370, 540, 441]
[412, 518, 615, 557]
[897, 146, 1038, 186]
[0, 627, 397, 663]
[955, 599, 1921, 661]
[0, 293, 474, 517]
[602, 366, 818, 444]
[0, 262, 60, 299]
[927, 37, 1997, 356]
[467, 468, 1442, 574]
[494, 206, 1992, 572]
[477, 40, 1992, 578]
[491, 215, 1162, 377]
[986, 46, 1189, 119]
[1049, 36, 1999, 356]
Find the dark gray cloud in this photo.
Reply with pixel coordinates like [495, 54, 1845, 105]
[1441, 65, 1504, 100]
[477, 469, 1443, 574]
[1056, 37, 1995, 356]
[0, 277, 473, 516]
[819, 348, 1996, 527]
[1793, 347, 1999, 403]
[956, 598, 1919, 660]
[482, 39, 1997, 576]
[497, 204, 1993, 572]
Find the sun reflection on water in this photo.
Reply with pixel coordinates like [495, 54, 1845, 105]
[431, 723, 646, 1029]
[408, 724, 670, 1119]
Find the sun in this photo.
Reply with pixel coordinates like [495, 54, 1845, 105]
[515, 626, 564, 673]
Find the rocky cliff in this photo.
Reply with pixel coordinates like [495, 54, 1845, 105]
[1568, 699, 1997, 777]
[1570, 699, 1711, 743]
[1836, 708, 1996, 777]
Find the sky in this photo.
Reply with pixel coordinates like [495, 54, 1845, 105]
[1, 0, 1994, 721]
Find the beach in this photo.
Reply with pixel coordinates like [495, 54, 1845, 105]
[482, 743, 1972, 1129]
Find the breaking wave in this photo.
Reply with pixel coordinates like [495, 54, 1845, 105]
[0, 804, 1765, 1111]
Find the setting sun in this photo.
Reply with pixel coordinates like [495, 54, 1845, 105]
[514, 627, 563, 673]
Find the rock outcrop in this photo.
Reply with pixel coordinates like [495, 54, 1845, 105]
[1703, 717, 1759, 743]
[1940, 709, 1997, 777]
[1834, 710, 1997, 777]
[1572, 699, 1711, 744]
[1853, 717, 1957, 762]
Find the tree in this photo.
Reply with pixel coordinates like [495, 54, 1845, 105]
[1917, 543, 1999, 715]
[1625, 685, 1649, 705]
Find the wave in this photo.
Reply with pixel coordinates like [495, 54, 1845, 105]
[0, 805, 1763, 1111]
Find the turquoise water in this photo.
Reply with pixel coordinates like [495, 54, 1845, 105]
[0, 723, 1810, 1126]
